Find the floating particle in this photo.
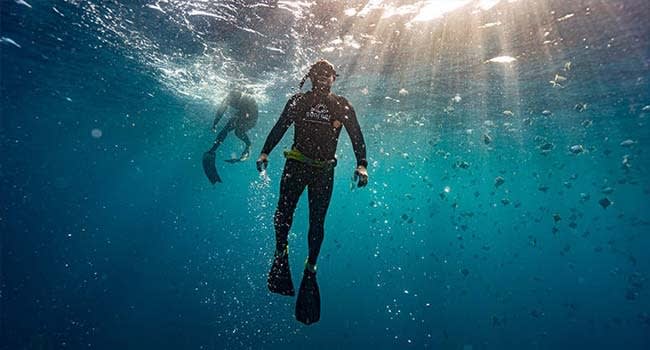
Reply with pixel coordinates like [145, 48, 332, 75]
[91, 128, 103, 138]
[620, 139, 636, 147]
[452, 94, 462, 103]
[539, 142, 555, 154]
[0, 36, 21, 48]
[398, 88, 409, 96]
[554, 74, 567, 82]
[601, 187, 614, 194]
[503, 110, 514, 117]
[479, 21, 503, 29]
[599, 197, 613, 209]
[642, 105, 650, 112]
[569, 144, 584, 154]
[574, 103, 587, 112]
[580, 193, 590, 201]
[483, 134, 492, 145]
[501, 198, 510, 205]
[16, 0, 33, 8]
[486, 56, 516, 63]
[564, 61, 572, 71]
[553, 213, 561, 223]
[494, 176, 505, 187]
[581, 119, 593, 127]
[455, 160, 470, 169]
[541, 110, 552, 116]
[621, 155, 631, 169]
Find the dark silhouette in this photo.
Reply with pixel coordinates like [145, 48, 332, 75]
[257, 60, 368, 324]
[202, 89, 258, 183]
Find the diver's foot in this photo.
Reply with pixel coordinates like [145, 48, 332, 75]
[267, 251, 295, 296]
[295, 268, 320, 325]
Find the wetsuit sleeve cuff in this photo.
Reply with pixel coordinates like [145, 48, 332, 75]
[357, 159, 368, 168]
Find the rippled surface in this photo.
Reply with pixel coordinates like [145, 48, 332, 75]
[2, 0, 649, 349]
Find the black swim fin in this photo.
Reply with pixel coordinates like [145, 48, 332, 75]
[202, 151, 221, 184]
[268, 253, 295, 296]
[295, 269, 320, 325]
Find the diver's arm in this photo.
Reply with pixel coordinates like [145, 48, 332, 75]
[260, 95, 298, 156]
[342, 102, 367, 168]
[342, 100, 368, 187]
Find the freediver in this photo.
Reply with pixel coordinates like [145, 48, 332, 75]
[202, 89, 259, 184]
[256, 59, 369, 324]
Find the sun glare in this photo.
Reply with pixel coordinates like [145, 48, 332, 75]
[412, 0, 471, 22]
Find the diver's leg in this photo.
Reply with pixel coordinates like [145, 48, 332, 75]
[296, 167, 332, 324]
[274, 161, 308, 253]
[305, 167, 335, 267]
[207, 118, 236, 153]
[234, 127, 252, 159]
[268, 161, 308, 296]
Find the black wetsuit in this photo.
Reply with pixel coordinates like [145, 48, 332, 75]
[261, 90, 367, 266]
[209, 91, 259, 153]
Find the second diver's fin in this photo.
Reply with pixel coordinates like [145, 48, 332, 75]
[202, 151, 221, 184]
[268, 252, 295, 296]
[295, 268, 320, 325]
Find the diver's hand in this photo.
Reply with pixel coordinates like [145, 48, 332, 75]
[256, 153, 269, 172]
[353, 165, 368, 187]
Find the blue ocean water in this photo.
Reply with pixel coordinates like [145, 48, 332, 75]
[1, 0, 649, 349]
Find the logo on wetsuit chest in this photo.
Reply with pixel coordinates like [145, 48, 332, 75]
[304, 103, 332, 124]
